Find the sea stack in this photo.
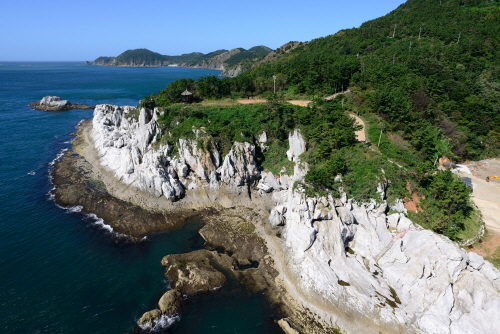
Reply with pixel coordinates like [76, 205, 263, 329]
[30, 96, 94, 111]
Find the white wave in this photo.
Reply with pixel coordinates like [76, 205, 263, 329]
[86, 213, 114, 233]
[68, 205, 83, 213]
[139, 314, 180, 332]
[28, 171, 36, 175]
[85, 213, 136, 240]
[49, 148, 68, 166]
[48, 192, 56, 201]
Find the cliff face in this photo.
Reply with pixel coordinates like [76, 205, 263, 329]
[91, 104, 500, 334]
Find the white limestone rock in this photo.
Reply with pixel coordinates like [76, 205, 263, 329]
[270, 187, 500, 334]
[286, 129, 306, 162]
[90, 103, 500, 334]
[40, 95, 70, 108]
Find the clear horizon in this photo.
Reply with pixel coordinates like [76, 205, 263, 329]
[1, 0, 407, 61]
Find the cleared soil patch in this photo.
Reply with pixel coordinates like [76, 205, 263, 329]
[348, 113, 366, 142]
[467, 233, 500, 269]
[462, 159, 500, 235]
[237, 99, 267, 105]
[287, 100, 311, 107]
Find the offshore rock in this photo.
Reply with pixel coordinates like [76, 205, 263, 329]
[138, 309, 162, 326]
[158, 289, 182, 314]
[161, 250, 227, 295]
[30, 96, 94, 111]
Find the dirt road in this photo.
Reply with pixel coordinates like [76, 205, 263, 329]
[462, 159, 500, 234]
[349, 113, 366, 142]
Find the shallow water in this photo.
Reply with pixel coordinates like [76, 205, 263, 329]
[0, 62, 281, 333]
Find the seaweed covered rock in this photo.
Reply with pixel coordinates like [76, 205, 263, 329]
[161, 249, 227, 295]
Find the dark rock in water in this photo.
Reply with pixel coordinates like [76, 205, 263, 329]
[158, 289, 182, 314]
[30, 96, 94, 111]
[161, 249, 228, 295]
[138, 309, 162, 326]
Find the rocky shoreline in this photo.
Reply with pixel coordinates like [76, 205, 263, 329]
[53, 104, 500, 334]
[53, 120, 328, 333]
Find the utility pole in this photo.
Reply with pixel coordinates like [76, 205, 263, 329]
[378, 129, 383, 147]
[419, 27, 422, 39]
[273, 75, 277, 93]
[457, 32, 461, 44]
[392, 24, 396, 38]
[409, 41, 412, 51]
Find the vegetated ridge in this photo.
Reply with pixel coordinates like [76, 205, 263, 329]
[144, 0, 500, 241]
[86, 46, 272, 77]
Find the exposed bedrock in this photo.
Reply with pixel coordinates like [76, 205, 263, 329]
[30, 96, 94, 111]
[63, 104, 500, 333]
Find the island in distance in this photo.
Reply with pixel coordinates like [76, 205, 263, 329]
[30, 96, 95, 111]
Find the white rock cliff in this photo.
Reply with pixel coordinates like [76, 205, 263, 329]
[91, 104, 500, 333]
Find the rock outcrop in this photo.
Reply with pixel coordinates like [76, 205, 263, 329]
[91, 104, 262, 202]
[30, 96, 94, 111]
[83, 103, 500, 333]
[161, 250, 227, 295]
[270, 188, 500, 333]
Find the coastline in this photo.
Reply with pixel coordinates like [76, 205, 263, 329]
[54, 111, 500, 334]
[53, 119, 339, 333]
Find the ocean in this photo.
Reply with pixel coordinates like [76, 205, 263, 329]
[0, 62, 281, 333]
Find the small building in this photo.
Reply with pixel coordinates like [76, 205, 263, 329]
[181, 90, 193, 103]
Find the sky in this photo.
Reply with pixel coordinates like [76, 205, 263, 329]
[0, 0, 407, 61]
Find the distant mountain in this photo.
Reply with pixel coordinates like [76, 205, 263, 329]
[85, 46, 273, 77]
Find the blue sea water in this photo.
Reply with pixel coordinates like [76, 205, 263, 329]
[0, 62, 281, 333]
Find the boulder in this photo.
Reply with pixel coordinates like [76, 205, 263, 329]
[158, 289, 182, 314]
[138, 309, 162, 326]
[161, 250, 226, 295]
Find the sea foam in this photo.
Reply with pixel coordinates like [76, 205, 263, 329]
[139, 314, 180, 332]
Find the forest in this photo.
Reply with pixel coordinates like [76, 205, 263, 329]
[143, 0, 499, 241]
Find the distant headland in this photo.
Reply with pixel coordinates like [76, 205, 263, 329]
[85, 47, 272, 77]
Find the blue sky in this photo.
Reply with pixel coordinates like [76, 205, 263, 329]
[0, 0, 407, 61]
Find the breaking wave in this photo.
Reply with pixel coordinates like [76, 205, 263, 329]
[49, 148, 68, 166]
[139, 314, 180, 333]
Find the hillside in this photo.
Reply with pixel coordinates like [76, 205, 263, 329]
[86, 46, 272, 75]
[233, 0, 500, 160]
[141, 0, 500, 241]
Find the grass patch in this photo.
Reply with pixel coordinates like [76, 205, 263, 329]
[455, 209, 483, 241]
[259, 140, 295, 175]
[195, 98, 239, 107]
[124, 107, 140, 121]
[89, 178, 107, 192]
[237, 222, 256, 234]
[485, 246, 500, 269]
